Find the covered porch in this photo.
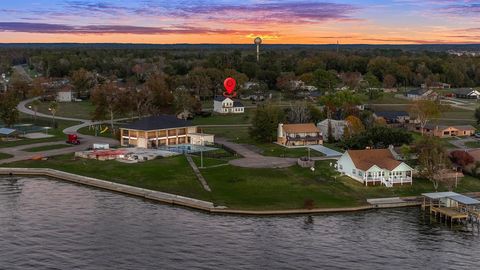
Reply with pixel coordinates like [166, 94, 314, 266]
[363, 168, 413, 187]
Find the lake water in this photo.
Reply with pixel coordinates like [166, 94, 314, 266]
[1, 176, 479, 270]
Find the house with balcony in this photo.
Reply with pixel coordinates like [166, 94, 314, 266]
[119, 115, 214, 148]
[337, 148, 413, 187]
[277, 123, 323, 146]
[213, 96, 245, 114]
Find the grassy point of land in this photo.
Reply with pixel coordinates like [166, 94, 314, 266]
[4, 154, 480, 211]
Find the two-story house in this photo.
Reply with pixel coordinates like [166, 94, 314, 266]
[277, 123, 323, 146]
[213, 96, 245, 114]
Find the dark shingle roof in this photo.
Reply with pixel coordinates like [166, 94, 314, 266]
[406, 88, 426, 96]
[233, 101, 244, 107]
[375, 111, 409, 120]
[214, 96, 228, 102]
[452, 88, 478, 95]
[122, 115, 193, 131]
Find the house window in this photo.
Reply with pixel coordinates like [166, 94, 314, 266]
[339, 165, 343, 170]
[359, 171, 363, 177]
[352, 169, 356, 174]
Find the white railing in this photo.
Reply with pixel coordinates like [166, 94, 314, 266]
[364, 177, 413, 187]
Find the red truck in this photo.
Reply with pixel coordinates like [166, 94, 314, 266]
[66, 134, 80, 145]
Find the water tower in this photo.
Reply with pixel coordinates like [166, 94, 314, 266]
[254, 37, 262, 62]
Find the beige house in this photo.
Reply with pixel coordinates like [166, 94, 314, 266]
[277, 123, 323, 146]
[417, 124, 476, 138]
[120, 115, 214, 148]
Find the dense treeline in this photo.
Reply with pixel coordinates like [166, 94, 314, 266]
[2, 47, 480, 91]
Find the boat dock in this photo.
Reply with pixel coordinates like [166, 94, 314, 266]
[422, 192, 480, 226]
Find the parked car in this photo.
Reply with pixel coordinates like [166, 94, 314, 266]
[474, 133, 480, 138]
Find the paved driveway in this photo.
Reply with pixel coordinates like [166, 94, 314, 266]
[307, 145, 342, 157]
[215, 138, 297, 168]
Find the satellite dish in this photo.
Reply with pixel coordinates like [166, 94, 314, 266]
[254, 37, 262, 45]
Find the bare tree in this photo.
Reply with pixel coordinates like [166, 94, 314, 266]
[287, 102, 311, 123]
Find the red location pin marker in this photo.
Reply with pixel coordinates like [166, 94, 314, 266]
[224, 77, 236, 95]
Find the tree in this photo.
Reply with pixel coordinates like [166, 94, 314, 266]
[342, 126, 413, 150]
[286, 102, 311, 123]
[475, 106, 480, 125]
[91, 81, 124, 131]
[312, 69, 340, 92]
[48, 101, 58, 128]
[383, 74, 396, 88]
[31, 99, 41, 123]
[173, 88, 195, 115]
[0, 92, 19, 127]
[344, 115, 365, 138]
[409, 100, 442, 135]
[276, 72, 299, 98]
[414, 136, 451, 190]
[250, 103, 285, 143]
[450, 151, 475, 168]
[10, 69, 31, 99]
[71, 68, 95, 99]
[145, 73, 174, 113]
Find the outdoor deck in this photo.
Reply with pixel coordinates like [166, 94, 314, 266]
[430, 206, 468, 222]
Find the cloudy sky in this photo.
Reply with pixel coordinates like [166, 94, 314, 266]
[1, 0, 480, 44]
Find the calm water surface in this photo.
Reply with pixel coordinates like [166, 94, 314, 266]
[1, 176, 479, 270]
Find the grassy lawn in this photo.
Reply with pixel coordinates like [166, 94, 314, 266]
[193, 110, 254, 125]
[370, 93, 412, 104]
[3, 154, 211, 201]
[23, 144, 72, 152]
[0, 116, 80, 148]
[465, 141, 480, 148]
[0, 152, 13, 160]
[31, 101, 95, 120]
[5, 154, 480, 210]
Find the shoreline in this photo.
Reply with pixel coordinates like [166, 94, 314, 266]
[0, 167, 423, 216]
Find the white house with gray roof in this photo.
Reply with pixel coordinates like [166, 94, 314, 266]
[213, 96, 245, 114]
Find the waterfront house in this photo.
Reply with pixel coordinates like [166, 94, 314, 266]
[317, 119, 347, 141]
[416, 124, 476, 138]
[452, 88, 480, 99]
[277, 123, 323, 146]
[120, 115, 214, 148]
[213, 96, 245, 114]
[337, 148, 414, 187]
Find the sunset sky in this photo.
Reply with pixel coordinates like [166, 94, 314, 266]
[1, 0, 480, 44]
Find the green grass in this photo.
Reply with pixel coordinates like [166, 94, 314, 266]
[4, 154, 211, 201]
[23, 144, 72, 152]
[192, 110, 254, 125]
[0, 152, 13, 160]
[256, 144, 324, 158]
[5, 154, 480, 210]
[31, 101, 95, 120]
[465, 141, 480, 148]
[370, 93, 412, 104]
